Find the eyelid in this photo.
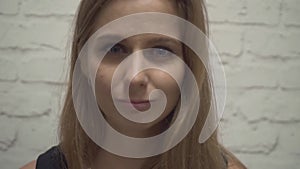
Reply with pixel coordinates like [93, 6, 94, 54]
[103, 43, 128, 53]
[152, 46, 174, 53]
[99, 42, 177, 55]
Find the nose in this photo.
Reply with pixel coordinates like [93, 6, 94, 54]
[130, 71, 148, 88]
[124, 51, 149, 89]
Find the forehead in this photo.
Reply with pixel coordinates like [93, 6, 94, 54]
[93, 0, 181, 29]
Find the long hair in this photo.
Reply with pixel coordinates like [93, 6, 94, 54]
[58, 0, 244, 169]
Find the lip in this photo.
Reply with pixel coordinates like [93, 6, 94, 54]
[117, 99, 152, 104]
[131, 100, 150, 104]
[116, 99, 153, 111]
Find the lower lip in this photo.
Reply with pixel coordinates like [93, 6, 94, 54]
[130, 102, 151, 111]
[117, 100, 151, 111]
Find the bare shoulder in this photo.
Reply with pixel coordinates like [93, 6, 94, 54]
[227, 156, 247, 169]
[227, 158, 247, 169]
[221, 147, 247, 169]
[20, 160, 36, 169]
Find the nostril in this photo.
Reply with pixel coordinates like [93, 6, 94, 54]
[129, 78, 147, 88]
[128, 71, 149, 88]
[137, 80, 147, 87]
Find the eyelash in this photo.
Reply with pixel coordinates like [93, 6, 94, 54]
[152, 46, 174, 53]
[107, 44, 127, 54]
[100, 43, 175, 56]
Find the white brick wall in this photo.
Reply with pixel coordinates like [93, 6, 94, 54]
[208, 0, 300, 168]
[0, 0, 299, 168]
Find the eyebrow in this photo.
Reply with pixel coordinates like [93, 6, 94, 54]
[146, 37, 182, 47]
[96, 34, 124, 42]
[96, 34, 182, 46]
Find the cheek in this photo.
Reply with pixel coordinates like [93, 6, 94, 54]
[95, 65, 114, 107]
[154, 72, 181, 108]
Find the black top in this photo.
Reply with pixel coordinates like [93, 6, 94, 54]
[36, 146, 68, 169]
[36, 145, 228, 169]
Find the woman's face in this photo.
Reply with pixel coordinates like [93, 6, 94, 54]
[93, 0, 185, 137]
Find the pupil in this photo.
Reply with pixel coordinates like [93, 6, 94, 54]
[111, 46, 120, 53]
[157, 49, 166, 56]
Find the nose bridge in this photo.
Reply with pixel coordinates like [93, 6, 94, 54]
[121, 35, 150, 86]
[129, 36, 144, 66]
[124, 49, 148, 87]
[132, 49, 144, 71]
[127, 49, 143, 75]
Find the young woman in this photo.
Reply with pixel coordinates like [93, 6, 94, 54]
[21, 0, 247, 168]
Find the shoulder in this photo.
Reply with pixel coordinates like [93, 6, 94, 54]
[221, 146, 247, 169]
[36, 145, 68, 169]
[20, 160, 36, 169]
[21, 145, 67, 169]
[227, 158, 247, 169]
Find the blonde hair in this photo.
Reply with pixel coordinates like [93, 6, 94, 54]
[58, 0, 245, 169]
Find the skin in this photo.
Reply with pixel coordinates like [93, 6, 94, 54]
[91, 0, 185, 169]
[93, 0, 185, 138]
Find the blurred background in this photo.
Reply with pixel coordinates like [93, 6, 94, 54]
[0, 0, 299, 168]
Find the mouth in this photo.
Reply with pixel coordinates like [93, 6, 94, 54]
[116, 99, 152, 111]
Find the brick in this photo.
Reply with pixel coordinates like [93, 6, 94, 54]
[21, 0, 80, 16]
[235, 153, 300, 169]
[233, 123, 300, 169]
[17, 115, 59, 153]
[0, 21, 71, 50]
[0, 55, 18, 81]
[221, 88, 245, 121]
[0, 21, 15, 46]
[0, 83, 60, 117]
[18, 49, 68, 83]
[221, 119, 278, 154]
[0, 117, 18, 151]
[0, 146, 38, 169]
[234, 89, 300, 122]
[224, 59, 280, 88]
[279, 59, 300, 89]
[0, 0, 19, 15]
[207, 0, 245, 23]
[268, 90, 300, 122]
[0, 50, 22, 82]
[207, 0, 280, 25]
[0, 116, 58, 169]
[282, 0, 300, 26]
[0, 81, 15, 93]
[244, 28, 300, 58]
[244, 0, 281, 25]
[276, 123, 300, 156]
[211, 26, 243, 56]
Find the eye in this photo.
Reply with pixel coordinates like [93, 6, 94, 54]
[98, 43, 128, 55]
[152, 46, 174, 57]
[108, 44, 127, 54]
